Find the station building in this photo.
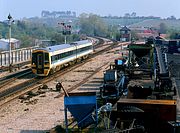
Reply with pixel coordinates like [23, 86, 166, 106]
[120, 26, 131, 42]
[0, 38, 20, 51]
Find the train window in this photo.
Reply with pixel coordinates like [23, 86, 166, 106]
[50, 45, 92, 64]
[62, 53, 65, 58]
[32, 53, 36, 64]
[51, 56, 55, 63]
[55, 55, 58, 60]
[38, 54, 42, 65]
[68, 51, 71, 56]
[59, 53, 62, 58]
[67, 51, 71, 56]
[73, 50, 76, 54]
[77, 45, 92, 54]
[65, 52, 69, 57]
[64, 52, 67, 57]
[45, 53, 49, 61]
[44, 53, 49, 65]
[57, 53, 60, 60]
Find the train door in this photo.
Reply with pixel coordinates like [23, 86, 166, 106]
[37, 53, 44, 74]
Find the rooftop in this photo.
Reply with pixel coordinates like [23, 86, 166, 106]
[0, 38, 19, 43]
[120, 26, 131, 31]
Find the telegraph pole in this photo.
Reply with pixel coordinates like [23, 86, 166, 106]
[7, 14, 14, 72]
[64, 35, 67, 44]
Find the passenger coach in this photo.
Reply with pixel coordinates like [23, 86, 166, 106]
[31, 40, 93, 76]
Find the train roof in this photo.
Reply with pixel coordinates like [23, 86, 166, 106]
[35, 40, 91, 52]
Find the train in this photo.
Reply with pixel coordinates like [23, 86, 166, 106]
[168, 40, 180, 54]
[31, 40, 93, 76]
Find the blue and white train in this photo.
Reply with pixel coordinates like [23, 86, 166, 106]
[31, 40, 93, 76]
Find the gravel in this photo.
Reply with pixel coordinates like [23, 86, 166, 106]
[0, 42, 126, 133]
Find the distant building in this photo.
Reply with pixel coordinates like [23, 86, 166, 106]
[129, 26, 158, 40]
[39, 39, 56, 47]
[129, 26, 157, 34]
[41, 10, 76, 18]
[120, 26, 131, 42]
[0, 38, 20, 51]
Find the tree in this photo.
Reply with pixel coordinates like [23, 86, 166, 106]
[131, 12, 136, 18]
[131, 31, 139, 41]
[51, 33, 64, 43]
[159, 23, 168, 34]
[124, 13, 131, 18]
[168, 29, 180, 39]
[79, 13, 108, 37]
[167, 16, 176, 20]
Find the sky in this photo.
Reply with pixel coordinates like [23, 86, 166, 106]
[1, 0, 180, 21]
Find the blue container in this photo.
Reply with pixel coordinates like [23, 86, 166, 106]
[64, 93, 97, 129]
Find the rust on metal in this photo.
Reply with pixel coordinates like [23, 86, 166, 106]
[117, 99, 177, 121]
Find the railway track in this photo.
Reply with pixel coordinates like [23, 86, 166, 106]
[0, 39, 121, 106]
[0, 68, 32, 89]
[58, 62, 108, 97]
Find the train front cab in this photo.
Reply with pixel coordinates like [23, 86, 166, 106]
[31, 50, 50, 76]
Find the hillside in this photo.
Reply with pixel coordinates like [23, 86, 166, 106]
[102, 17, 147, 26]
[129, 19, 180, 29]
[27, 17, 180, 31]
